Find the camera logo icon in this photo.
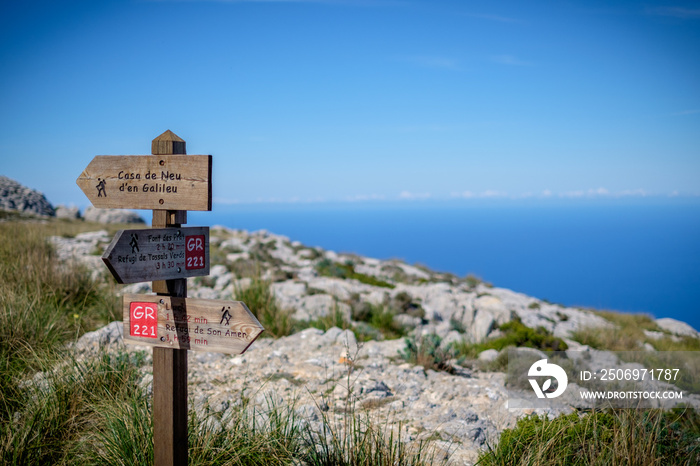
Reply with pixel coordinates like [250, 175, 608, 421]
[528, 359, 568, 398]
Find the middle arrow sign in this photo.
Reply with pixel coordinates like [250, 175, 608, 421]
[103, 227, 210, 284]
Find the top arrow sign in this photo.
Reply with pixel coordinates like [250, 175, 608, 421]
[76, 155, 212, 211]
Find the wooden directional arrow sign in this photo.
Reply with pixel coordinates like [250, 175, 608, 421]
[122, 294, 264, 354]
[76, 155, 212, 211]
[103, 227, 210, 284]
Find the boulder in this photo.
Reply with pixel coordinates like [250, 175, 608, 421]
[471, 309, 496, 342]
[293, 294, 351, 321]
[655, 318, 699, 338]
[55, 205, 81, 219]
[0, 175, 55, 217]
[473, 295, 511, 325]
[83, 206, 145, 224]
[478, 349, 500, 362]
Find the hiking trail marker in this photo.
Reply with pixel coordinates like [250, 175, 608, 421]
[123, 295, 263, 355]
[77, 130, 263, 466]
[102, 227, 210, 284]
[76, 154, 212, 211]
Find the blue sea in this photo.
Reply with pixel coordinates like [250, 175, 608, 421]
[189, 198, 700, 331]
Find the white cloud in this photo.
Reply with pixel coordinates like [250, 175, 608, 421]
[555, 187, 657, 199]
[479, 189, 507, 198]
[560, 190, 586, 198]
[398, 190, 432, 200]
[344, 193, 386, 202]
[618, 189, 647, 197]
[451, 190, 475, 199]
[213, 197, 242, 205]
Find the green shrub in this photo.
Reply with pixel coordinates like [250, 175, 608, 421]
[391, 291, 424, 319]
[316, 259, 395, 289]
[400, 334, 457, 373]
[478, 409, 700, 465]
[495, 320, 568, 351]
[351, 302, 406, 341]
[454, 318, 568, 362]
[306, 307, 352, 333]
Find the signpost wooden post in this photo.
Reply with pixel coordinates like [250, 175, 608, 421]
[151, 130, 190, 466]
[76, 130, 262, 466]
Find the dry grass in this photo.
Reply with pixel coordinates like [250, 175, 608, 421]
[571, 310, 700, 352]
[478, 408, 700, 465]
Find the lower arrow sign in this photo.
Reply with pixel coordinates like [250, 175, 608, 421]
[123, 294, 264, 354]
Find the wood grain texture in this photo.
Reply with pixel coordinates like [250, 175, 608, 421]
[151, 130, 189, 466]
[152, 129, 186, 155]
[122, 295, 264, 355]
[102, 227, 209, 284]
[76, 154, 212, 211]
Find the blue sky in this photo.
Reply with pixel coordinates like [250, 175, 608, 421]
[1, 0, 698, 208]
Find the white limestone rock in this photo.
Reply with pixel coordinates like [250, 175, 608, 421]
[473, 295, 511, 326]
[471, 309, 496, 342]
[655, 318, 699, 338]
[478, 349, 500, 362]
[0, 175, 55, 217]
[55, 205, 81, 219]
[552, 308, 612, 339]
[293, 294, 351, 321]
[83, 206, 145, 224]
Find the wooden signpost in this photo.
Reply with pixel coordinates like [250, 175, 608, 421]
[76, 130, 262, 466]
[123, 295, 263, 354]
[102, 227, 210, 284]
[76, 136, 212, 211]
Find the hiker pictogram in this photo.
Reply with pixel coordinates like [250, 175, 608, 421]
[129, 233, 139, 253]
[220, 306, 232, 326]
[96, 178, 107, 197]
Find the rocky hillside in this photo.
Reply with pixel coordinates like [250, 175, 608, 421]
[53, 225, 700, 465]
[0, 175, 55, 217]
[0, 175, 146, 223]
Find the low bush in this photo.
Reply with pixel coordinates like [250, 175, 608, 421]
[306, 307, 352, 333]
[316, 259, 395, 289]
[391, 291, 424, 319]
[454, 318, 568, 361]
[478, 408, 700, 465]
[400, 334, 457, 373]
[351, 302, 406, 341]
